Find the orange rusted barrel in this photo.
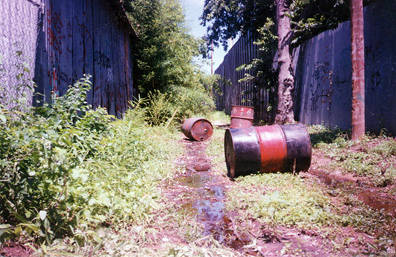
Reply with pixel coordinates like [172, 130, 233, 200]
[230, 105, 254, 128]
[255, 125, 287, 173]
[182, 118, 213, 141]
[224, 123, 311, 178]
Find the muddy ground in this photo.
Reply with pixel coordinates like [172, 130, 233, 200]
[1, 126, 395, 256]
[159, 128, 396, 256]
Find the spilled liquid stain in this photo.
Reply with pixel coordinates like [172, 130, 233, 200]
[172, 137, 263, 255]
[310, 168, 396, 216]
[357, 191, 396, 216]
[175, 139, 230, 244]
[176, 174, 212, 188]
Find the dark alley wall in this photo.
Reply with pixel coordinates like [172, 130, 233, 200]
[215, 0, 396, 134]
[0, 0, 135, 117]
[294, 0, 396, 134]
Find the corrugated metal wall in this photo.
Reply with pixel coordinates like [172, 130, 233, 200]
[215, 0, 396, 134]
[294, 0, 396, 134]
[0, 0, 135, 118]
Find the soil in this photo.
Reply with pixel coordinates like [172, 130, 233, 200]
[2, 126, 396, 256]
[0, 242, 32, 257]
[159, 127, 396, 256]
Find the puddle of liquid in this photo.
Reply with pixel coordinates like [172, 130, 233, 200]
[211, 186, 225, 199]
[194, 200, 228, 242]
[195, 200, 224, 220]
[177, 174, 212, 188]
[176, 139, 246, 248]
[357, 191, 396, 215]
[311, 170, 396, 216]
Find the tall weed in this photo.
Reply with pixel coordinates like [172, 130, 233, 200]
[1, 77, 182, 246]
[0, 75, 114, 243]
[137, 85, 215, 127]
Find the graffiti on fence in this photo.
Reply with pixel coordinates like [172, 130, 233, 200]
[76, 16, 93, 43]
[47, 4, 64, 53]
[94, 50, 111, 68]
[51, 66, 59, 99]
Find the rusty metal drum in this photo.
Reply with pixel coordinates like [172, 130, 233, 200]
[280, 123, 312, 172]
[224, 127, 261, 178]
[230, 105, 254, 128]
[224, 123, 311, 178]
[182, 118, 213, 141]
[255, 125, 288, 173]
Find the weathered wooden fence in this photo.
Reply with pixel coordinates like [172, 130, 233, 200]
[0, 0, 135, 118]
[214, 32, 275, 123]
[215, 0, 396, 135]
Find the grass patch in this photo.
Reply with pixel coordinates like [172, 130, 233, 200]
[226, 173, 337, 228]
[311, 125, 396, 186]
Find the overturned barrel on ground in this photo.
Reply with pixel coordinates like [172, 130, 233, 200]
[224, 123, 312, 178]
[182, 118, 213, 141]
[255, 125, 288, 173]
[230, 105, 254, 129]
[224, 126, 261, 178]
[280, 123, 312, 172]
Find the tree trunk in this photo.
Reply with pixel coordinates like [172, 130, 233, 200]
[274, 0, 295, 124]
[351, 0, 365, 140]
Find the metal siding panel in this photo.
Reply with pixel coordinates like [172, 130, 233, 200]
[84, 0, 94, 106]
[106, 5, 116, 116]
[92, 0, 102, 109]
[99, 0, 109, 111]
[113, 19, 121, 118]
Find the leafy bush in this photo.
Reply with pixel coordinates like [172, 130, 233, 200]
[135, 85, 215, 127]
[308, 124, 349, 147]
[145, 90, 174, 126]
[1, 75, 182, 247]
[0, 75, 113, 243]
[169, 85, 215, 121]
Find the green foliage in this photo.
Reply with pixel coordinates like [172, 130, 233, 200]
[201, 0, 374, 123]
[1, 73, 183, 246]
[311, 125, 396, 187]
[168, 85, 215, 121]
[124, 0, 207, 95]
[133, 85, 215, 127]
[122, 0, 218, 127]
[145, 90, 174, 126]
[201, 0, 375, 51]
[201, 0, 274, 51]
[307, 124, 349, 147]
[290, 0, 375, 46]
[227, 173, 337, 227]
[0, 75, 113, 243]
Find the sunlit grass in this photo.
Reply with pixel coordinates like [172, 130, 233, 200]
[227, 173, 337, 228]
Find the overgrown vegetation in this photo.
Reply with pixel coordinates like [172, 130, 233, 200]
[122, 0, 216, 122]
[309, 125, 396, 186]
[0, 75, 183, 251]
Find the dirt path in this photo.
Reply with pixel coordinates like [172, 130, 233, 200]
[164, 137, 234, 244]
[160, 131, 396, 256]
[161, 133, 333, 256]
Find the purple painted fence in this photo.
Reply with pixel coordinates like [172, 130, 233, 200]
[215, 0, 396, 135]
[0, 0, 135, 118]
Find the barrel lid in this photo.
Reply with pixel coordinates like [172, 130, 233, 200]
[190, 119, 213, 141]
